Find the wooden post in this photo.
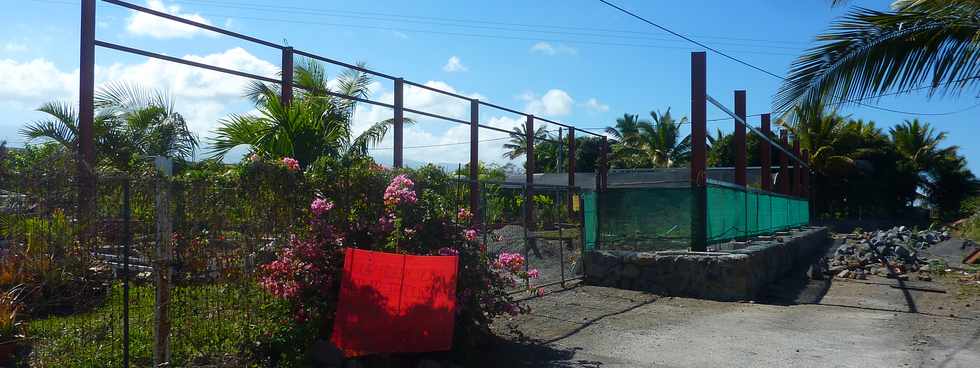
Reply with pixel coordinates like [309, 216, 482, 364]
[469, 99, 480, 224]
[759, 114, 772, 192]
[393, 78, 404, 168]
[734, 90, 747, 187]
[153, 157, 173, 366]
[79, 0, 96, 241]
[691, 52, 708, 251]
[779, 131, 790, 195]
[281, 47, 293, 106]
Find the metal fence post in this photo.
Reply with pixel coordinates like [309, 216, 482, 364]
[122, 178, 131, 368]
[469, 99, 480, 224]
[394, 78, 405, 168]
[525, 115, 535, 227]
[793, 138, 802, 198]
[760, 114, 772, 192]
[153, 157, 173, 366]
[79, 0, 97, 243]
[567, 129, 576, 220]
[281, 46, 293, 106]
[691, 52, 708, 252]
[778, 131, 790, 195]
[734, 90, 747, 187]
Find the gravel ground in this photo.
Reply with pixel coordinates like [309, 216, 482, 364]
[488, 225, 582, 290]
[468, 239, 980, 368]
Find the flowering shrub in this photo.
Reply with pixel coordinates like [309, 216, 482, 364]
[258, 166, 537, 346]
[281, 157, 300, 172]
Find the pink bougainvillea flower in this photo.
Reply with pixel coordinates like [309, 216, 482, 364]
[310, 197, 334, 216]
[282, 157, 300, 172]
[248, 153, 261, 162]
[464, 229, 478, 241]
[527, 269, 540, 279]
[457, 208, 473, 222]
[383, 174, 417, 206]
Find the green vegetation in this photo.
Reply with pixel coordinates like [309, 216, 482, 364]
[28, 283, 303, 367]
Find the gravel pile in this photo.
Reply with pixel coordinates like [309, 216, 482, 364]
[828, 226, 950, 280]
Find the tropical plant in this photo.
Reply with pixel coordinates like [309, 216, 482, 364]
[210, 59, 402, 167]
[502, 124, 550, 160]
[605, 109, 691, 168]
[775, 0, 980, 113]
[20, 83, 197, 171]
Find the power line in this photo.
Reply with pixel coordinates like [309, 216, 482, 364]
[173, 0, 810, 46]
[597, 0, 980, 117]
[182, 11, 799, 57]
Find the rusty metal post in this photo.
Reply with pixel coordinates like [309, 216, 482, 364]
[734, 90, 747, 187]
[599, 136, 609, 192]
[691, 52, 708, 251]
[760, 114, 772, 192]
[567, 128, 576, 218]
[779, 131, 790, 195]
[393, 78, 404, 168]
[153, 157, 173, 367]
[525, 115, 535, 227]
[803, 149, 812, 223]
[793, 138, 802, 197]
[79, 0, 96, 237]
[280, 47, 293, 106]
[469, 99, 480, 224]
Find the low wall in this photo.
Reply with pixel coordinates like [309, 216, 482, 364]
[584, 227, 829, 301]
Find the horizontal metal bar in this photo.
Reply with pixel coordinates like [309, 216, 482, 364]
[705, 94, 809, 168]
[403, 80, 472, 101]
[478, 100, 525, 116]
[102, 0, 283, 50]
[292, 49, 396, 80]
[95, 40, 281, 84]
[534, 115, 574, 129]
[478, 124, 514, 136]
[403, 107, 470, 125]
[308, 90, 396, 110]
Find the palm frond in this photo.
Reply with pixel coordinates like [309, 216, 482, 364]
[775, 2, 980, 113]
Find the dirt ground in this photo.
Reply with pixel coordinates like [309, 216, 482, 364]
[466, 243, 980, 367]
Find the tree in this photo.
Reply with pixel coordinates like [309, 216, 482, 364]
[21, 83, 197, 172]
[210, 59, 401, 167]
[775, 0, 980, 113]
[605, 109, 691, 168]
[502, 124, 550, 161]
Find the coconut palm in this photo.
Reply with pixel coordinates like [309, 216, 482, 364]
[502, 124, 550, 160]
[636, 109, 691, 168]
[775, 0, 980, 113]
[210, 59, 402, 166]
[605, 113, 645, 167]
[889, 118, 950, 170]
[21, 83, 197, 171]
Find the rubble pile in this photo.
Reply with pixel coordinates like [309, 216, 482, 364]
[828, 226, 950, 280]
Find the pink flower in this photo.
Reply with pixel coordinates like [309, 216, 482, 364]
[527, 269, 540, 279]
[437, 247, 459, 256]
[464, 229, 478, 241]
[282, 157, 300, 172]
[457, 208, 473, 222]
[248, 153, 261, 162]
[384, 174, 417, 206]
[310, 197, 334, 216]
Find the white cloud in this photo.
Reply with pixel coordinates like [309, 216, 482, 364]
[0, 48, 278, 141]
[529, 42, 577, 56]
[126, 0, 217, 39]
[442, 56, 468, 72]
[522, 89, 574, 116]
[583, 98, 609, 112]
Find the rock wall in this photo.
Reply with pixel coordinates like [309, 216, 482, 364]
[584, 227, 829, 301]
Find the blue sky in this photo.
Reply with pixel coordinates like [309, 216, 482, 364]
[1, 0, 977, 170]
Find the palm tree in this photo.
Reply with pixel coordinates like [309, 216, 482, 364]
[502, 124, 550, 160]
[889, 118, 949, 171]
[636, 109, 691, 168]
[21, 83, 197, 171]
[775, 0, 980, 113]
[210, 59, 401, 166]
[605, 113, 645, 167]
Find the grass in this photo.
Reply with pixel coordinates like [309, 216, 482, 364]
[28, 282, 286, 367]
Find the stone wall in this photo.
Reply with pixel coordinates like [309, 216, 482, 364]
[583, 227, 829, 301]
